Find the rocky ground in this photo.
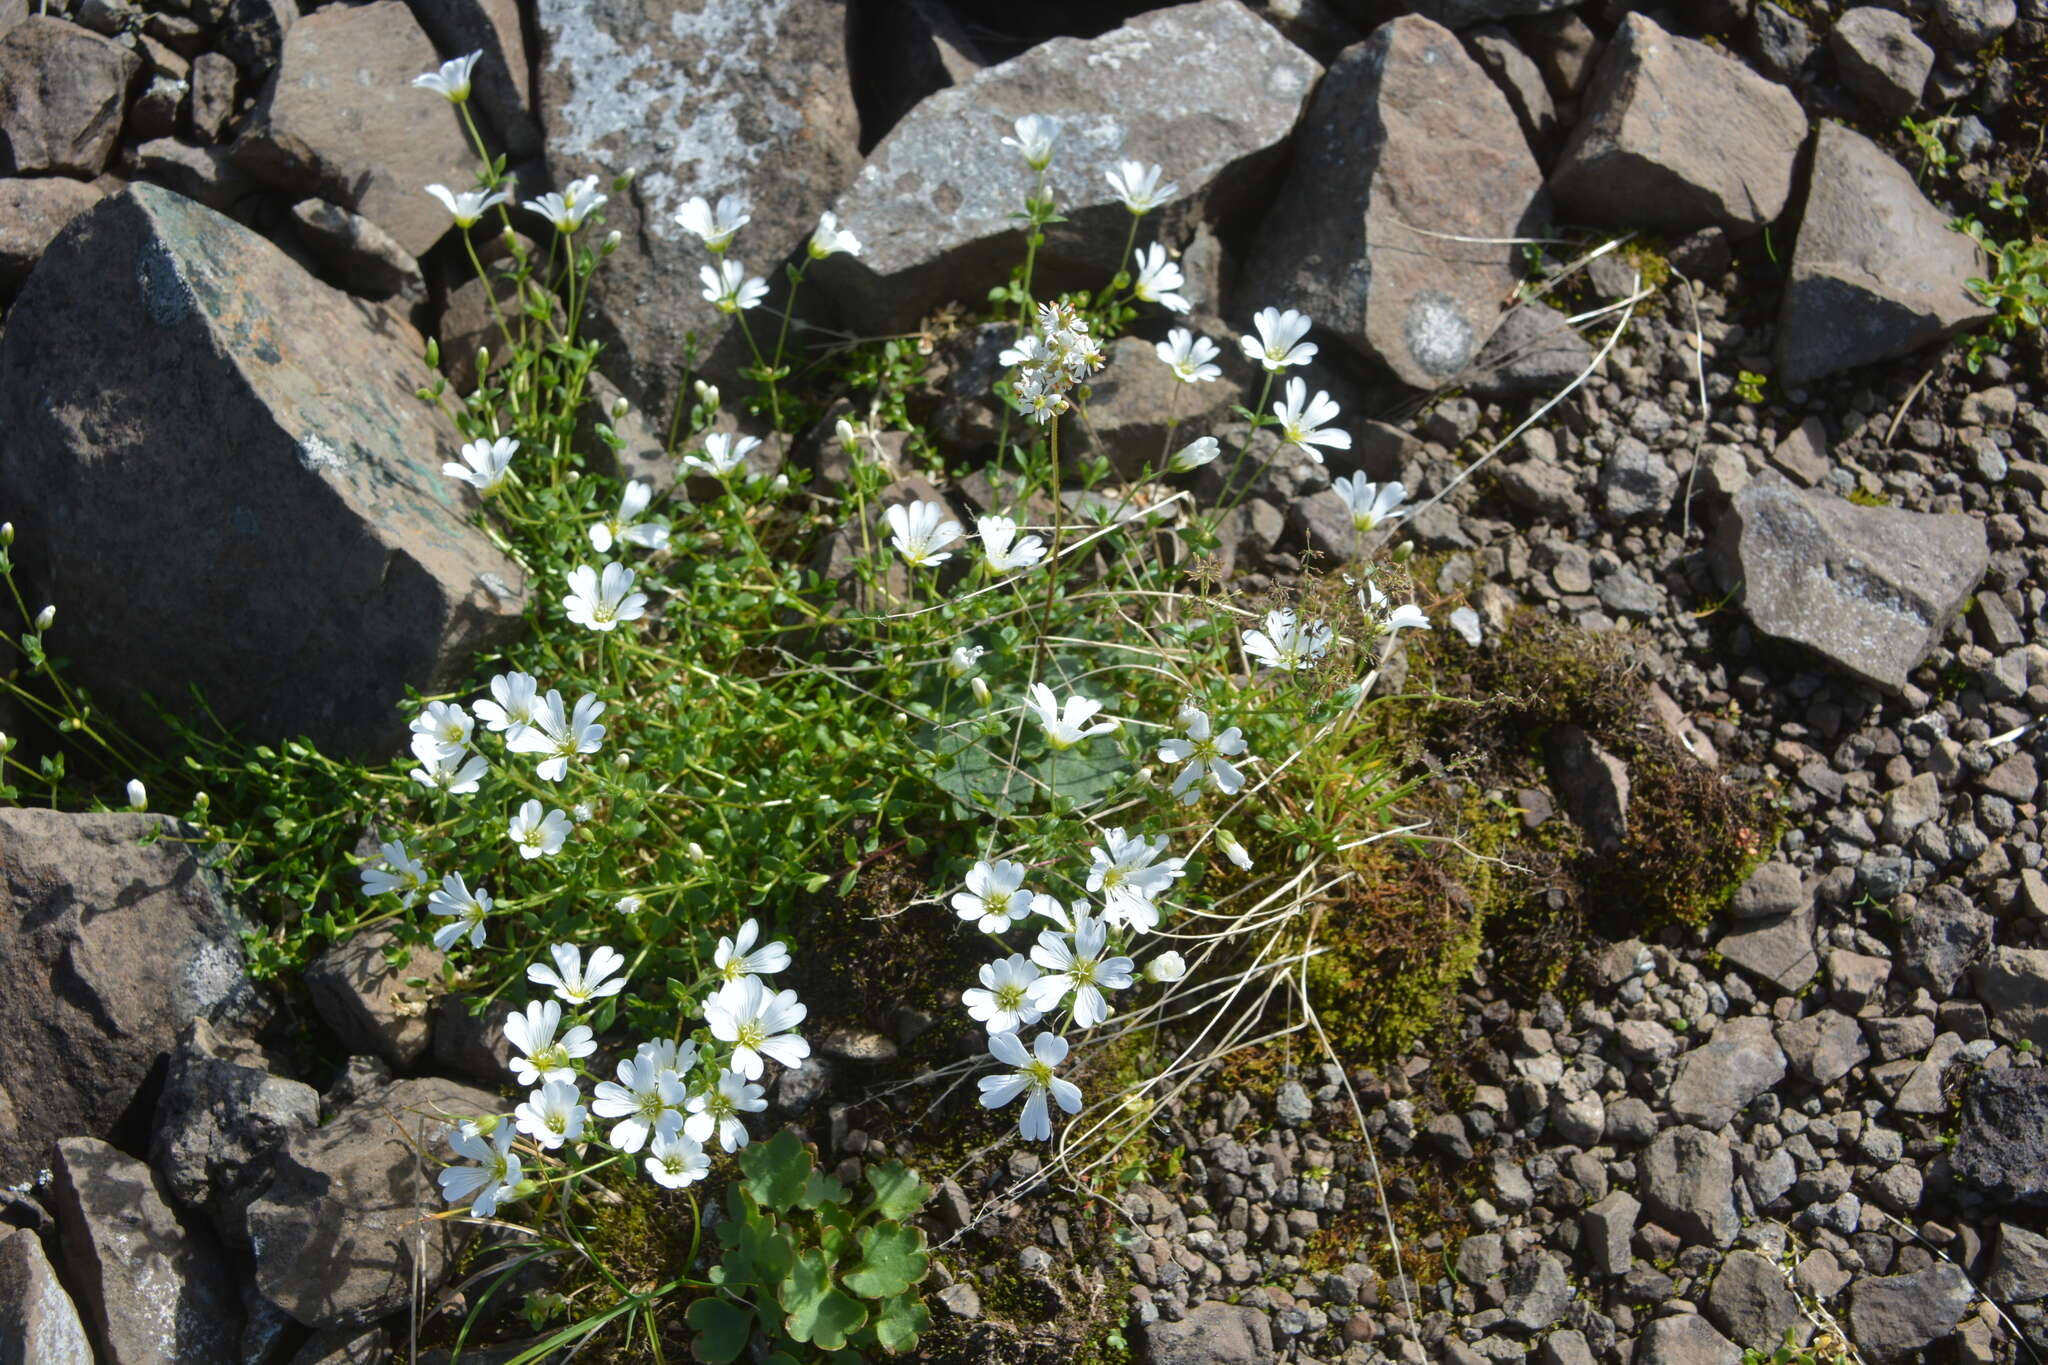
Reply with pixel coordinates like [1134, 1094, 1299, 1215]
[0, 0, 2045, 1363]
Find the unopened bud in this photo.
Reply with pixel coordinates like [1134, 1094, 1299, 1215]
[511, 1178, 541, 1199]
[614, 750, 631, 769]
[603, 229, 622, 254]
[694, 380, 720, 409]
[1391, 540, 1415, 563]
[467, 1114, 501, 1136]
[1, 522, 14, 546]
[475, 345, 490, 375]
[33, 604, 53, 631]
[970, 676, 991, 708]
[835, 418, 859, 454]
[687, 841, 707, 863]
[0, 731, 12, 754]
[1145, 951, 1187, 983]
[125, 778, 147, 812]
[771, 473, 789, 494]
[1168, 436, 1220, 473]
[610, 395, 632, 421]
[193, 791, 210, 811]
[1216, 829, 1253, 871]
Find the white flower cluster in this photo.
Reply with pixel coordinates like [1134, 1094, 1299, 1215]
[1003, 300, 1104, 426]
[438, 920, 810, 1214]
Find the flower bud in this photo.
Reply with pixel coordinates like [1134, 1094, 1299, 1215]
[193, 791, 210, 811]
[771, 473, 790, 494]
[603, 229, 623, 254]
[687, 841, 708, 863]
[33, 604, 54, 631]
[694, 380, 720, 409]
[125, 779, 147, 812]
[970, 676, 991, 708]
[572, 802, 594, 823]
[1168, 436, 1220, 473]
[475, 345, 490, 376]
[835, 418, 859, 454]
[0, 731, 11, 754]
[467, 1114, 501, 1136]
[1145, 951, 1187, 983]
[1391, 539, 1415, 563]
[610, 395, 632, 421]
[946, 644, 985, 679]
[614, 750, 631, 769]
[511, 1178, 541, 1199]
[1217, 829, 1253, 871]
[617, 895, 644, 916]
[0, 522, 13, 545]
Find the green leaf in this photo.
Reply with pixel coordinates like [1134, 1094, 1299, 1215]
[864, 1162, 930, 1221]
[738, 1129, 812, 1212]
[873, 1293, 931, 1354]
[779, 1250, 869, 1350]
[800, 1168, 849, 1210]
[842, 1221, 929, 1299]
[684, 1297, 750, 1364]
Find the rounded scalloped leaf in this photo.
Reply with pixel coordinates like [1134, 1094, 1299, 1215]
[874, 1292, 932, 1355]
[841, 1220, 930, 1300]
[684, 1296, 751, 1365]
[780, 1248, 870, 1350]
[864, 1160, 931, 1221]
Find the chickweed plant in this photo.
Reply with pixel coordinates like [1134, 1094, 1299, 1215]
[1, 59, 1434, 1359]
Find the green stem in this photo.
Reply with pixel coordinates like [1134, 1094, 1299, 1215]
[1215, 370, 1277, 520]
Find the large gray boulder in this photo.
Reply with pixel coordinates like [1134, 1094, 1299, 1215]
[1139, 1299, 1275, 1364]
[1239, 15, 1541, 389]
[0, 184, 526, 758]
[1847, 1263, 1975, 1362]
[1954, 1066, 2048, 1205]
[1775, 121, 1993, 386]
[0, 175, 102, 292]
[1829, 8, 1934, 121]
[535, 0, 863, 417]
[233, 0, 481, 259]
[0, 1227, 93, 1365]
[1666, 1016, 1786, 1131]
[1549, 13, 1807, 235]
[246, 1074, 500, 1329]
[818, 0, 1321, 337]
[0, 810, 257, 1187]
[0, 17, 138, 177]
[1708, 479, 1988, 693]
[51, 1136, 243, 1365]
[1641, 1125, 1739, 1248]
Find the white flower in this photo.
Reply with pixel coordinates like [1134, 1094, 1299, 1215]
[637, 1036, 700, 1079]
[884, 500, 964, 567]
[681, 432, 762, 480]
[410, 700, 474, 761]
[408, 734, 488, 795]
[1272, 377, 1350, 460]
[1155, 328, 1222, 384]
[1106, 160, 1177, 214]
[1028, 910, 1134, 1027]
[507, 799, 572, 859]
[428, 871, 492, 952]
[715, 919, 792, 983]
[809, 211, 862, 259]
[475, 671, 541, 740]
[999, 332, 1044, 370]
[515, 1078, 588, 1150]
[699, 259, 768, 313]
[1131, 243, 1191, 314]
[704, 976, 809, 1081]
[443, 436, 518, 494]
[413, 51, 481, 102]
[1363, 578, 1430, 636]
[524, 175, 605, 233]
[425, 183, 510, 229]
[125, 778, 147, 812]
[563, 562, 649, 632]
[952, 859, 1037, 934]
[591, 1054, 688, 1153]
[504, 999, 596, 1086]
[645, 1114, 711, 1189]
[506, 690, 606, 782]
[527, 943, 629, 1006]
[675, 193, 750, 252]
[1217, 829, 1253, 871]
[361, 839, 428, 905]
[590, 480, 671, 553]
[1242, 609, 1333, 671]
[439, 1123, 520, 1217]
[976, 514, 1047, 573]
[1240, 307, 1317, 372]
[1146, 951, 1187, 983]
[1086, 828, 1184, 931]
[616, 894, 644, 916]
[1168, 436, 1221, 472]
[947, 644, 986, 678]
[963, 954, 1044, 1034]
[1158, 705, 1249, 805]
[1025, 683, 1117, 751]
[1331, 475, 1407, 533]
[1001, 114, 1058, 170]
[684, 1068, 768, 1152]
[978, 1031, 1081, 1141]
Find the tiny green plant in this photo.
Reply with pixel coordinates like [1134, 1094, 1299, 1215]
[1901, 113, 1959, 182]
[1733, 370, 1768, 404]
[1957, 207, 2046, 373]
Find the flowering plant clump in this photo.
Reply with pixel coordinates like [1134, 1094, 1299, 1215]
[8, 50, 1438, 1359]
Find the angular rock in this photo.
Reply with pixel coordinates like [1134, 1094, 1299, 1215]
[826, 3, 1317, 336]
[430, 993, 517, 1083]
[122, 137, 257, 214]
[1775, 121, 1993, 385]
[247, 1074, 499, 1330]
[1140, 1299, 1275, 1364]
[1460, 303, 1592, 400]
[1502, 1252, 1571, 1333]
[1704, 1250, 1808, 1353]
[219, 0, 295, 84]
[233, 0, 481, 258]
[1465, 23, 1558, 151]
[304, 930, 442, 1069]
[1642, 1125, 1739, 1248]
[188, 50, 236, 142]
[1972, 946, 2048, 1052]
[1583, 1190, 1637, 1276]
[1848, 1263, 1974, 1363]
[290, 198, 427, 304]
[1635, 1312, 1740, 1365]
[0, 184, 526, 758]
[1718, 900, 1819, 995]
[1830, 9, 1934, 120]
[1986, 1223, 2048, 1303]
[1598, 435, 1676, 523]
[0, 17, 138, 177]
[1750, 2, 1814, 81]
[51, 1136, 242, 1364]
[1241, 15, 1541, 388]
[1708, 480, 1988, 694]
[1933, 0, 2016, 50]
[1955, 1066, 2048, 1205]
[1880, 771, 1942, 842]
[1544, 724, 1629, 857]
[405, 0, 540, 157]
[150, 1017, 320, 1247]
[536, 0, 862, 418]
[0, 1227, 92, 1365]
[1549, 14, 1807, 235]
[0, 810, 257, 1186]
[1828, 949, 1890, 1013]
[0, 175, 100, 293]
[1667, 1017, 1787, 1130]
[1775, 1010, 1868, 1086]
[1895, 884, 1994, 994]
[1731, 861, 1804, 920]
